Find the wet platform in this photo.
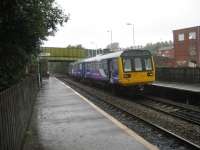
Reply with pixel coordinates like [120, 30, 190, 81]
[152, 81, 200, 93]
[23, 77, 158, 150]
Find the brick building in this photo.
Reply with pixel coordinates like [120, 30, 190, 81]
[155, 46, 175, 67]
[173, 26, 200, 67]
[157, 46, 174, 58]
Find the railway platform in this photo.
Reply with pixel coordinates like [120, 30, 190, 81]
[152, 81, 200, 93]
[23, 77, 158, 150]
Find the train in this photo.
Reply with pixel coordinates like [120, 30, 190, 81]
[68, 49, 155, 90]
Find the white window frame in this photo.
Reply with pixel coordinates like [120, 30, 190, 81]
[189, 32, 196, 40]
[178, 33, 184, 41]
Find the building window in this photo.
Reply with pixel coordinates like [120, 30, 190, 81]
[188, 44, 196, 56]
[189, 32, 196, 39]
[178, 33, 184, 41]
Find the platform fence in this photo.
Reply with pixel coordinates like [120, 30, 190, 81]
[0, 75, 38, 150]
[156, 67, 200, 83]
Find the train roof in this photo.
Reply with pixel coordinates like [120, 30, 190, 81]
[84, 50, 123, 62]
[73, 49, 151, 64]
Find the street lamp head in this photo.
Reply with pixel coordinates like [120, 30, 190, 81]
[126, 22, 134, 48]
[106, 30, 112, 51]
[126, 23, 132, 26]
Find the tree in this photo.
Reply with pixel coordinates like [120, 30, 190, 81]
[106, 42, 120, 50]
[142, 41, 173, 54]
[66, 44, 84, 49]
[0, 0, 68, 90]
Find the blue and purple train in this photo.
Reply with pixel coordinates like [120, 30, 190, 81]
[68, 49, 155, 87]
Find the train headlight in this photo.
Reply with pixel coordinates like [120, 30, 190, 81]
[147, 72, 153, 76]
[123, 74, 131, 78]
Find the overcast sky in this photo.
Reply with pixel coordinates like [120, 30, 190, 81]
[43, 0, 200, 49]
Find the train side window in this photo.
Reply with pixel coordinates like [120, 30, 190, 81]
[102, 60, 108, 76]
[91, 63, 93, 70]
[95, 62, 98, 69]
[144, 57, 152, 71]
[90, 63, 92, 70]
[86, 63, 88, 70]
[134, 58, 142, 71]
[99, 62, 102, 69]
[99, 61, 101, 68]
[123, 58, 132, 72]
[92, 62, 95, 70]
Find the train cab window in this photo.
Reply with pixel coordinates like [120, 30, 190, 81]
[123, 58, 132, 72]
[144, 58, 152, 71]
[134, 58, 142, 71]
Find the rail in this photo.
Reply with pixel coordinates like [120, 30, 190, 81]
[58, 76, 200, 149]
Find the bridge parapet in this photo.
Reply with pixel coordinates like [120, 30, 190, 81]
[40, 47, 88, 61]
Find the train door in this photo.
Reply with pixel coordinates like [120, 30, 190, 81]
[108, 59, 114, 83]
[82, 63, 85, 79]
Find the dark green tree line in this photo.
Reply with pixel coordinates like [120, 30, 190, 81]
[142, 40, 173, 54]
[0, 0, 68, 90]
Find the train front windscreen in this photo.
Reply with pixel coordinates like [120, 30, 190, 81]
[122, 56, 153, 72]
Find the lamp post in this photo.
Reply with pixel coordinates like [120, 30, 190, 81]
[37, 56, 41, 87]
[107, 30, 112, 50]
[90, 41, 98, 56]
[126, 23, 134, 48]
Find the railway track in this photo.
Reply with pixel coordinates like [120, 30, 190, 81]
[135, 96, 200, 126]
[57, 76, 200, 150]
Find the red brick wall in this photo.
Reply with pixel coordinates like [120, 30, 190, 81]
[157, 48, 174, 58]
[173, 26, 200, 67]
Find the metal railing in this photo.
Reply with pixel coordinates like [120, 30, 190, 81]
[156, 67, 200, 83]
[0, 75, 38, 150]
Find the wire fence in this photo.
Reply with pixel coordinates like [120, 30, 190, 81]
[156, 67, 200, 83]
[0, 75, 38, 150]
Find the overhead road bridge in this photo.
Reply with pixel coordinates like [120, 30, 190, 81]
[39, 47, 101, 74]
[40, 47, 88, 62]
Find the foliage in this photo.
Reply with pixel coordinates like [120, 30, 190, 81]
[142, 40, 173, 54]
[66, 44, 85, 49]
[106, 42, 120, 50]
[0, 0, 68, 90]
